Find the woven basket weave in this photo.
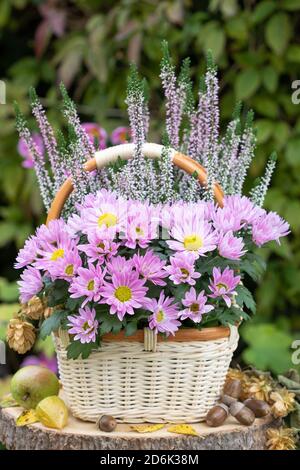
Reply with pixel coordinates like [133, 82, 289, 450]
[48, 143, 239, 423]
[55, 326, 238, 423]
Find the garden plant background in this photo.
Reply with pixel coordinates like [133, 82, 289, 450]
[0, 0, 300, 385]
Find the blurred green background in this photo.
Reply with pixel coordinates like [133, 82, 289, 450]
[0, 0, 300, 377]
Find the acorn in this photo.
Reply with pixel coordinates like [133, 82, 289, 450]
[243, 398, 270, 418]
[223, 379, 242, 399]
[97, 415, 117, 432]
[221, 394, 237, 406]
[206, 404, 229, 427]
[229, 401, 255, 426]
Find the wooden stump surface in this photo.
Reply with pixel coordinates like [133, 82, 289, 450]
[0, 406, 280, 450]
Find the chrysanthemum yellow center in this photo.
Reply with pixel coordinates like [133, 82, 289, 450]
[82, 321, 90, 331]
[156, 310, 165, 323]
[190, 303, 199, 313]
[65, 264, 74, 276]
[216, 282, 228, 290]
[97, 242, 105, 249]
[87, 280, 95, 291]
[115, 286, 132, 302]
[98, 212, 117, 228]
[50, 248, 65, 261]
[180, 268, 190, 278]
[135, 226, 144, 235]
[183, 234, 203, 251]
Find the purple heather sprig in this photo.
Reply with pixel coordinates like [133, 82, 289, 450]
[30, 88, 64, 190]
[14, 103, 53, 209]
[250, 153, 277, 207]
[17, 132, 44, 169]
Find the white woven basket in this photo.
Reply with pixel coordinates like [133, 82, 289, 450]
[55, 326, 239, 423]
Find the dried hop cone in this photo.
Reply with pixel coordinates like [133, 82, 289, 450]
[266, 427, 297, 451]
[21, 296, 44, 320]
[7, 319, 36, 354]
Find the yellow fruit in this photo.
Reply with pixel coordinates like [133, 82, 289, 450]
[36, 396, 68, 429]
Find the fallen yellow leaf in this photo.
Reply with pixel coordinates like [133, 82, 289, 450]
[16, 409, 39, 427]
[131, 424, 165, 433]
[0, 394, 18, 408]
[167, 424, 198, 436]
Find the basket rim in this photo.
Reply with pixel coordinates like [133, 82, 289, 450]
[102, 325, 234, 343]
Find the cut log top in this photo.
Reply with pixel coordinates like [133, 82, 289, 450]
[0, 406, 280, 450]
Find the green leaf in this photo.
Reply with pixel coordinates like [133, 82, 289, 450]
[202, 22, 225, 60]
[99, 312, 123, 335]
[255, 119, 274, 144]
[235, 68, 260, 100]
[251, 1, 276, 25]
[240, 253, 266, 282]
[286, 138, 300, 167]
[235, 285, 256, 313]
[241, 323, 295, 374]
[124, 320, 138, 337]
[252, 96, 279, 118]
[262, 66, 278, 93]
[265, 13, 292, 55]
[39, 310, 68, 340]
[225, 17, 248, 41]
[281, 0, 300, 10]
[67, 340, 98, 360]
[286, 45, 300, 63]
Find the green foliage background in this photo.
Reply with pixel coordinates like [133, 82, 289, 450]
[0, 0, 299, 373]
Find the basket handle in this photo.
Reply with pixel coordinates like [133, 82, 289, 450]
[46, 143, 224, 223]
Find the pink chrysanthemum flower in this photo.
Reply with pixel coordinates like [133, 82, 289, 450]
[160, 202, 206, 231]
[167, 208, 217, 258]
[122, 205, 159, 249]
[66, 213, 84, 238]
[164, 252, 201, 286]
[81, 193, 127, 236]
[252, 212, 290, 246]
[15, 236, 40, 269]
[67, 306, 99, 344]
[147, 292, 181, 336]
[132, 250, 168, 286]
[100, 270, 148, 320]
[106, 256, 134, 275]
[17, 132, 44, 169]
[69, 263, 104, 307]
[78, 230, 119, 263]
[179, 287, 214, 323]
[82, 122, 107, 150]
[111, 126, 131, 145]
[224, 195, 265, 225]
[212, 206, 244, 233]
[34, 221, 78, 273]
[35, 219, 69, 246]
[208, 267, 241, 307]
[218, 231, 247, 260]
[18, 266, 43, 303]
[48, 249, 82, 281]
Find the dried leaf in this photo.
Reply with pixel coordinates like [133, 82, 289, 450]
[16, 409, 39, 427]
[0, 394, 18, 408]
[167, 424, 198, 436]
[131, 424, 164, 433]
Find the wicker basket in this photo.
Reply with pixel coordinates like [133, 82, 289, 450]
[47, 143, 239, 423]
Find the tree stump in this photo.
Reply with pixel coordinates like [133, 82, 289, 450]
[0, 406, 280, 450]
